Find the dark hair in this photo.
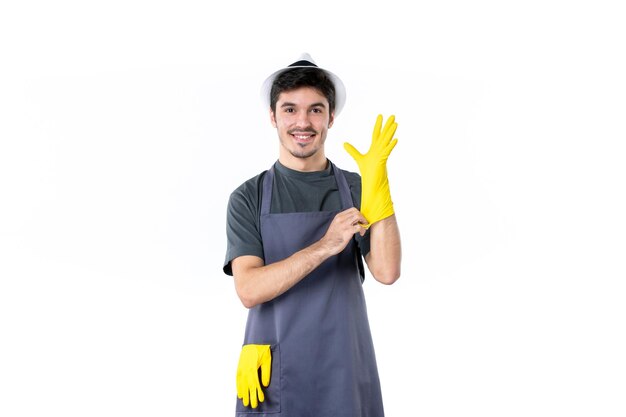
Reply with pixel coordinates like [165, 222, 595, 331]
[270, 67, 336, 114]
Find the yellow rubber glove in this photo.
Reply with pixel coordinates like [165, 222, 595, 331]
[236, 344, 272, 408]
[344, 114, 398, 226]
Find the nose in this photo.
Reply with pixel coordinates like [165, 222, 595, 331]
[295, 110, 311, 128]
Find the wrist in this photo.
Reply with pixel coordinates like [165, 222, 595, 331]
[312, 236, 335, 259]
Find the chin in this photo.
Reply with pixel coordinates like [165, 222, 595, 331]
[291, 146, 320, 159]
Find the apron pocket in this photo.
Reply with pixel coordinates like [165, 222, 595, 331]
[236, 344, 281, 414]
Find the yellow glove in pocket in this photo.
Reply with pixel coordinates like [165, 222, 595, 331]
[344, 114, 399, 226]
[236, 344, 272, 409]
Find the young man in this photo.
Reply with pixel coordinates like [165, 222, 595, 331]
[224, 53, 401, 416]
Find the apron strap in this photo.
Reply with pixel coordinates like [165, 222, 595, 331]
[330, 162, 354, 210]
[261, 166, 275, 216]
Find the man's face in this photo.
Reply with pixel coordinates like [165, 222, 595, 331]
[270, 87, 334, 161]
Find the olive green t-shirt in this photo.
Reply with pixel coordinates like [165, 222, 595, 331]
[223, 159, 370, 276]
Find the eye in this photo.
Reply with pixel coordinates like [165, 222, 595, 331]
[311, 108, 323, 113]
[284, 107, 295, 113]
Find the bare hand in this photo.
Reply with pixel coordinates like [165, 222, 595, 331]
[321, 208, 368, 256]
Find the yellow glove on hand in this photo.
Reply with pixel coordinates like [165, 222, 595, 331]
[344, 114, 398, 226]
[236, 344, 272, 409]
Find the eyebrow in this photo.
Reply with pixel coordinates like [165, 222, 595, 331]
[280, 102, 327, 109]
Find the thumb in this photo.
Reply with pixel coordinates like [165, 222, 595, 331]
[343, 142, 363, 161]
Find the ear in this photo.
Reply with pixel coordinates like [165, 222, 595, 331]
[328, 112, 335, 128]
[270, 108, 277, 128]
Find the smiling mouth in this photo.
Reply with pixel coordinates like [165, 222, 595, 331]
[290, 132, 315, 143]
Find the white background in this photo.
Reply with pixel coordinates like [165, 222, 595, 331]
[1, 0, 625, 416]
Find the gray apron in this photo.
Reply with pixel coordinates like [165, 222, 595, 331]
[236, 162, 384, 417]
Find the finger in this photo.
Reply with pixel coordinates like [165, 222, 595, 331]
[381, 115, 396, 139]
[237, 368, 248, 401]
[343, 142, 363, 161]
[371, 114, 383, 143]
[354, 223, 367, 235]
[355, 211, 368, 225]
[384, 138, 398, 156]
[237, 378, 246, 400]
[249, 381, 259, 408]
[381, 122, 398, 147]
[349, 213, 367, 226]
[241, 388, 250, 407]
[248, 370, 262, 408]
[257, 383, 265, 403]
[351, 211, 368, 225]
[260, 353, 271, 387]
[338, 208, 362, 225]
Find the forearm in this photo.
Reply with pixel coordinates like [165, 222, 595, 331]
[365, 214, 402, 284]
[234, 240, 333, 308]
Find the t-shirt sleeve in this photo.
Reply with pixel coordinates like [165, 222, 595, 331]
[223, 184, 264, 276]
